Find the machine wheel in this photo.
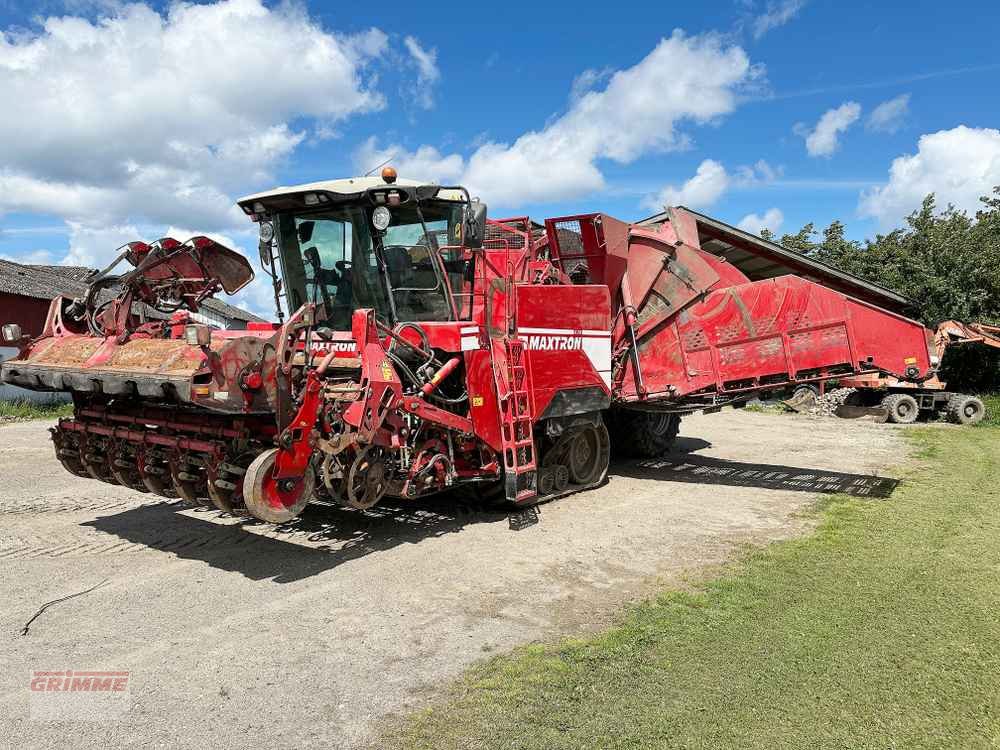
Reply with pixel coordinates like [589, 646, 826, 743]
[882, 393, 920, 424]
[566, 422, 611, 485]
[80, 436, 119, 485]
[537, 467, 556, 496]
[607, 409, 680, 458]
[109, 445, 149, 493]
[170, 458, 208, 505]
[244, 448, 316, 524]
[946, 394, 986, 425]
[553, 465, 569, 492]
[343, 447, 388, 510]
[138, 448, 177, 498]
[52, 430, 89, 479]
[207, 453, 254, 513]
[792, 384, 820, 400]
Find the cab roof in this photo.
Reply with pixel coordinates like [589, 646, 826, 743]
[237, 176, 467, 214]
[239, 175, 427, 204]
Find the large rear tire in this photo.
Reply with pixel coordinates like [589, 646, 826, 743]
[607, 409, 680, 458]
[882, 393, 919, 424]
[946, 394, 986, 425]
[244, 448, 315, 524]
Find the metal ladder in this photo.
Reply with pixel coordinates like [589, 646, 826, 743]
[493, 337, 537, 503]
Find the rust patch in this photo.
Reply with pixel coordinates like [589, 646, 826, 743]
[29, 337, 103, 367]
[105, 339, 203, 375]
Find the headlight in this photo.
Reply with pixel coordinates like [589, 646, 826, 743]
[372, 206, 391, 232]
[259, 220, 274, 243]
[1, 323, 22, 342]
[184, 324, 211, 347]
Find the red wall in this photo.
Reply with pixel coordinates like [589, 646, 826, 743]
[0, 293, 52, 337]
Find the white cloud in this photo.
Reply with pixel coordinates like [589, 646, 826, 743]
[797, 101, 862, 157]
[62, 222, 144, 268]
[642, 158, 780, 212]
[859, 125, 1000, 227]
[466, 31, 756, 205]
[0, 248, 56, 264]
[734, 158, 782, 184]
[0, 0, 390, 237]
[569, 67, 614, 102]
[641, 160, 730, 211]
[354, 137, 465, 184]
[737, 207, 784, 235]
[752, 0, 806, 39]
[403, 36, 440, 109]
[867, 93, 910, 134]
[360, 30, 757, 207]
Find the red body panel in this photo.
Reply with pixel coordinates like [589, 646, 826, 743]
[514, 284, 612, 418]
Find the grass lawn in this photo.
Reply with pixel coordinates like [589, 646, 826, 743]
[0, 398, 73, 421]
[392, 424, 1000, 749]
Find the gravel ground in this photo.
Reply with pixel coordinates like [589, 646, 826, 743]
[1, 411, 908, 749]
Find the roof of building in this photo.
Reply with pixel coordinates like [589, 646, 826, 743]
[0, 259, 265, 323]
[26, 265, 95, 283]
[0, 258, 90, 301]
[200, 296, 266, 323]
[637, 207, 913, 313]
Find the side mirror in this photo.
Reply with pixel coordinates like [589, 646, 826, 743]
[297, 221, 315, 244]
[464, 201, 487, 249]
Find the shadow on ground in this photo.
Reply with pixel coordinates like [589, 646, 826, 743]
[84, 492, 509, 584]
[83, 433, 894, 583]
[615, 455, 899, 499]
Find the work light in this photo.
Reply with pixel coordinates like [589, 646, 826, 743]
[1, 323, 22, 342]
[372, 205, 391, 232]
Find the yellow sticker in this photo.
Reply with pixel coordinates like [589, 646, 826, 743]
[472, 396, 484, 407]
[904, 356, 917, 364]
[381, 361, 393, 380]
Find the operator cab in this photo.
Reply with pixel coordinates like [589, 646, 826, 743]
[237, 168, 486, 329]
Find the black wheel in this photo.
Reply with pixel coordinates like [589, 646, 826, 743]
[344, 447, 388, 510]
[51, 430, 89, 479]
[170, 457, 208, 505]
[946, 394, 985, 425]
[538, 468, 555, 496]
[792, 384, 820, 401]
[553, 465, 569, 492]
[882, 393, 919, 424]
[606, 408, 680, 458]
[566, 422, 610, 485]
[207, 452, 255, 513]
[138, 447, 177, 498]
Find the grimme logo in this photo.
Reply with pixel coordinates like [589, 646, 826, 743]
[29, 670, 131, 721]
[31, 670, 129, 692]
[523, 334, 583, 351]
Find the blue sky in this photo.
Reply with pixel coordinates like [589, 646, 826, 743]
[1, 0, 998, 315]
